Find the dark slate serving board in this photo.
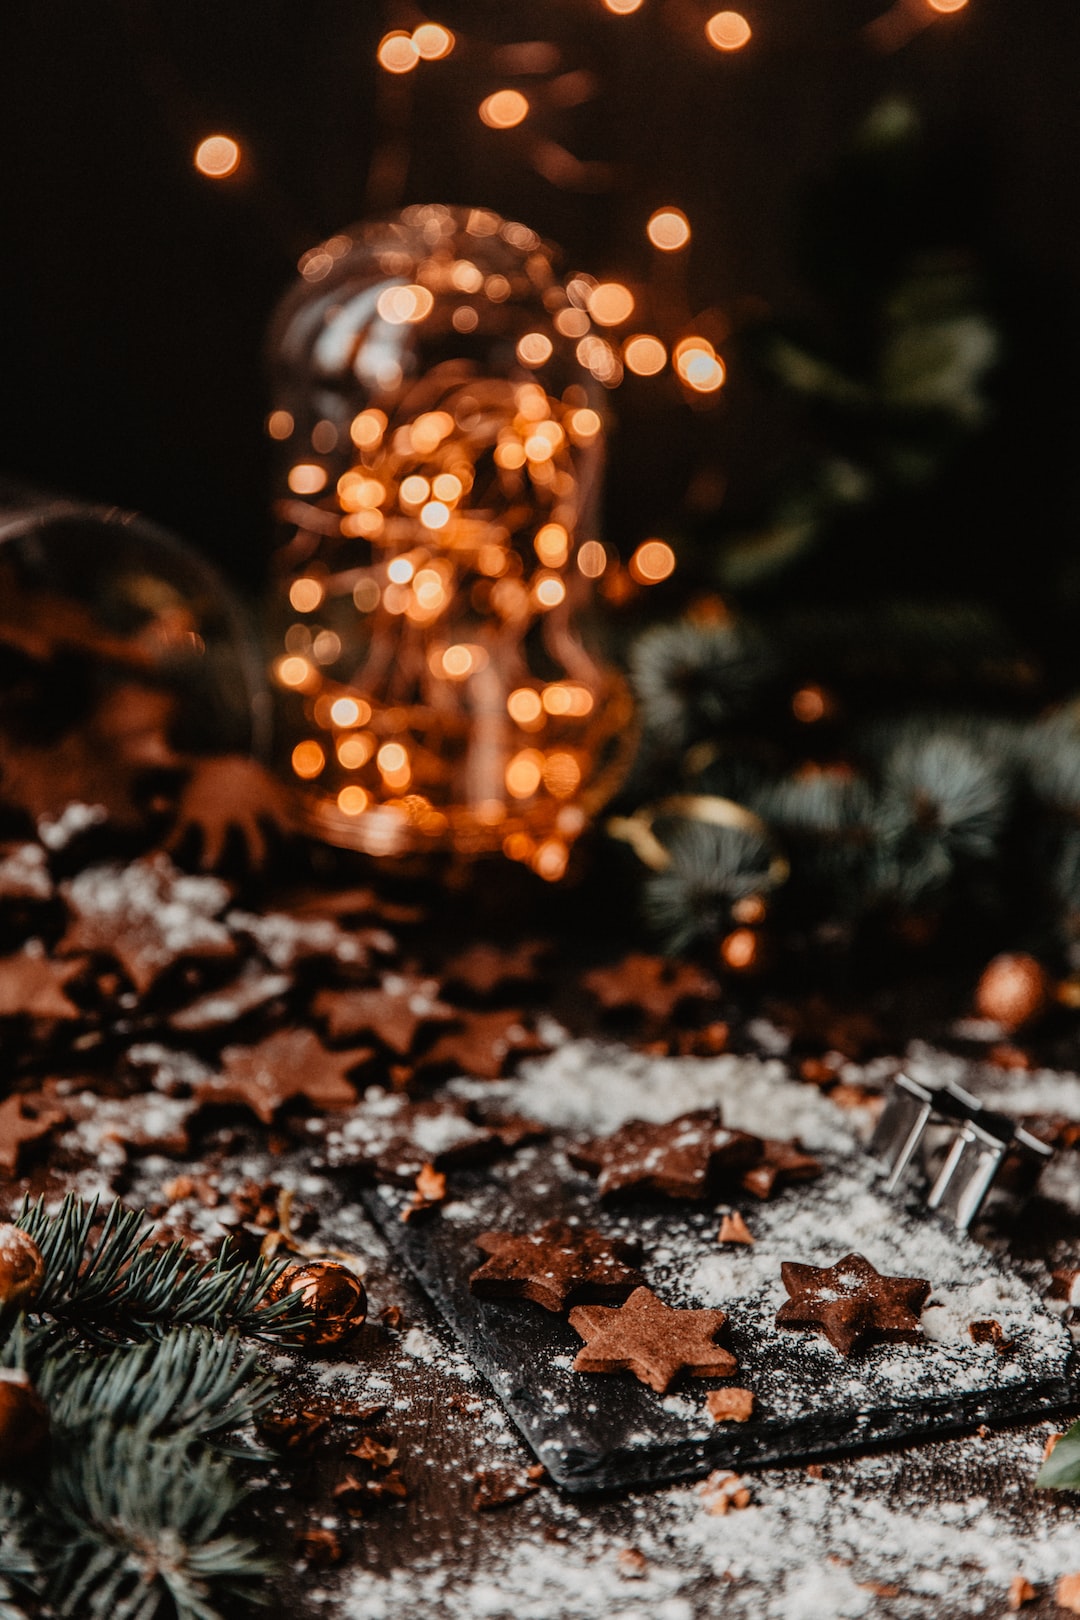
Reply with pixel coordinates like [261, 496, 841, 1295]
[359, 1138, 1077, 1493]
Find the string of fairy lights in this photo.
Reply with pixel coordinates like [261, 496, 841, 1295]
[188, 0, 973, 874]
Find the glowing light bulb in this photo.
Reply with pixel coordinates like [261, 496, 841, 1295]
[623, 335, 667, 376]
[289, 577, 324, 613]
[378, 284, 435, 325]
[577, 540, 608, 578]
[516, 332, 554, 367]
[479, 90, 530, 129]
[194, 135, 241, 178]
[412, 22, 454, 58]
[587, 283, 635, 327]
[646, 208, 691, 251]
[630, 539, 677, 583]
[287, 463, 328, 495]
[292, 741, 325, 779]
[705, 10, 751, 50]
[377, 30, 419, 72]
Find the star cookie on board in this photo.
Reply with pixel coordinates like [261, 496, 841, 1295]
[569, 1286, 737, 1394]
[470, 1220, 644, 1313]
[775, 1253, 931, 1356]
[569, 1110, 762, 1200]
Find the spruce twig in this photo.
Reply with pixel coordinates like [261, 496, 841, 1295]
[13, 1194, 311, 1343]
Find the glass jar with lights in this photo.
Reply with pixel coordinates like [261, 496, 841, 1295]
[266, 204, 633, 879]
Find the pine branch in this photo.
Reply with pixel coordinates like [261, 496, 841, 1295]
[0, 1490, 36, 1620]
[13, 1194, 311, 1344]
[1036, 1418, 1080, 1491]
[41, 1423, 270, 1620]
[35, 1328, 276, 1454]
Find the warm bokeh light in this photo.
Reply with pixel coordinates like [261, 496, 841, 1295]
[291, 741, 325, 780]
[277, 655, 314, 689]
[533, 839, 569, 881]
[495, 441, 527, 470]
[792, 685, 828, 723]
[420, 500, 451, 530]
[451, 259, 484, 292]
[377, 742, 409, 776]
[534, 523, 570, 566]
[267, 409, 294, 440]
[555, 307, 591, 339]
[399, 476, 431, 506]
[376, 284, 435, 324]
[721, 927, 759, 970]
[350, 409, 387, 449]
[412, 22, 455, 58]
[413, 568, 448, 611]
[623, 335, 667, 376]
[506, 750, 544, 798]
[577, 540, 608, 578]
[353, 579, 381, 612]
[569, 407, 602, 442]
[705, 10, 752, 50]
[675, 339, 726, 392]
[508, 688, 544, 726]
[330, 697, 364, 727]
[604, 0, 644, 11]
[377, 30, 419, 73]
[543, 752, 581, 797]
[453, 305, 480, 332]
[516, 332, 554, 367]
[289, 577, 324, 613]
[441, 644, 477, 678]
[587, 282, 635, 327]
[630, 539, 677, 583]
[337, 733, 375, 769]
[412, 411, 455, 453]
[646, 208, 691, 251]
[337, 786, 369, 815]
[194, 135, 241, 178]
[479, 90, 530, 129]
[432, 473, 463, 502]
[534, 574, 567, 609]
[387, 556, 415, 584]
[287, 463, 328, 495]
[927, 0, 968, 10]
[312, 630, 341, 664]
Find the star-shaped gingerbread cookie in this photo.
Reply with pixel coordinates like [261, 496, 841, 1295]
[0, 947, 85, 1021]
[58, 854, 236, 996]
[775, 1253, 931, 1356]
[740, 1137, 822, 1199]
[569, 1110, 762, 1200]
[582, 954, 719, 1022]
[418, 1009, 548, 1080]
[194, 1028, 369, 1124]
[313, 974, 457, 1056]
[569, 1286, 737, 1393]
[470, 1220, 644, 1313]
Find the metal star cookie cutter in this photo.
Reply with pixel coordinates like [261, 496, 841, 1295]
[870, 1071, 1053, 1230]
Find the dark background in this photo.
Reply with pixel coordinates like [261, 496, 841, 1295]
[1, 0, 1078, 625]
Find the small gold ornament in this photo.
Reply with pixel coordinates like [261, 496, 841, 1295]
[270, 1260, 368, 1347]
[974, 953, 1052, 1030]
[0, 1369, 49, 1470]
[0, 1225, 45, 1311]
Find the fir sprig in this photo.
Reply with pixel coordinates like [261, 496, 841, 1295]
[13, 1193, 310, 1343]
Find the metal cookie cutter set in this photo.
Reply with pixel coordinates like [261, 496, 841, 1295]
[871, 1071, 1053, 1230]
